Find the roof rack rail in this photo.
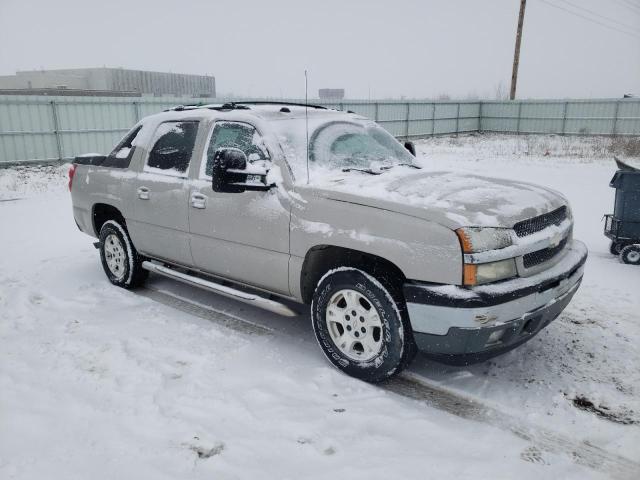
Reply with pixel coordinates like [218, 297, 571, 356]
[164, 103, 209, 112]
[225, 101, 328, 110]
[219, 102, 251, 110]
[164, 100, 330, 113]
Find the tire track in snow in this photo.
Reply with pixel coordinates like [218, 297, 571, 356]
[384, 374, 640, 480]
[137, 287, 272, 336]
[137, 285, 640, 479]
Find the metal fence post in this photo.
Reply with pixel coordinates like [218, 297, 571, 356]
[50, 100, 63, 162]
[405, 103, 410, 139]
[133, 101, 141, 122]
[455, 103, 460, 136]
[478, 102, 483, 133]
[612, 100, 620, 136]
[431, 103, 436, 136]
[374, 102, 379, 122]
[516, 102, 522, 134]
[561, 101, 568, 135]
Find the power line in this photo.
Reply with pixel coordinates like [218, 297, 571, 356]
[555, 0, 640, 32]
[606, 0, 640, 16]
[536, 0, 640, 39]
[618, 0, 640, 13]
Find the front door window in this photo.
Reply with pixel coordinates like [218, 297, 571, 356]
[201, 121, 270, 179]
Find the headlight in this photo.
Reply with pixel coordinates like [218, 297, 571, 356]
[463, 259, 517, 285]
[456, 227, 516, 285]
[456, 227, 513, 253]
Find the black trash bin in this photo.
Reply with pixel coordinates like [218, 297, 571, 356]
[604, 158, 640, 265]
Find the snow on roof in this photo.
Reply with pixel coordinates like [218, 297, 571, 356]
[141, 104, 364, 124]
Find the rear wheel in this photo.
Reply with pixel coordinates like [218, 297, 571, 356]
[610, 241, 625, 255]
[619, 244, 640, 265]
[98, 220, 148, 288]
[311, 267, 416, 383]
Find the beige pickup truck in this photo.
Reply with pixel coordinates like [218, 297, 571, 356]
[69, 102, 587, 382]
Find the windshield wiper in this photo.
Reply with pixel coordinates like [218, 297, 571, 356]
[341, 163, 420, 175]
[341, 167, 382, 175]
[379, 163, 421, 171]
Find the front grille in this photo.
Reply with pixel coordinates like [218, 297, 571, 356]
[523, 237, 568, 268]
[513, 206, 567, 237]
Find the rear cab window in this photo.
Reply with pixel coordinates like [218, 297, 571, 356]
[144, 121, 199, 177]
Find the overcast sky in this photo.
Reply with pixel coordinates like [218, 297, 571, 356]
[0, 0, 638, 99]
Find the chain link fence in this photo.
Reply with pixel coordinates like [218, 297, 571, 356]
[0, 96, 638, 166]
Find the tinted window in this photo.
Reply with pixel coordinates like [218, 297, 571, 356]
[146, 121, 199, 174]
[204, 121, 269, 177]
[110, 125, 142, 159]
[100, 125, 142, 168]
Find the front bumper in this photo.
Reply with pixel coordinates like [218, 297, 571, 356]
[403, 239, 588, 365]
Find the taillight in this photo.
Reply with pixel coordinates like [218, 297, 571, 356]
[68, 164, 77, 191]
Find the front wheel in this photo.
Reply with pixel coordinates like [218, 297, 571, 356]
[311, 268, 416, 383]
[619, 244, 640, 265]
[98, 220, 148, 288]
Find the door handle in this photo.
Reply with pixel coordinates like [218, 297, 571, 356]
[191, 193, 207, 209]
[137, 186, 150, 200]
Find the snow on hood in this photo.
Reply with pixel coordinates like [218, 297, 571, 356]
[307, 169, 567, 229]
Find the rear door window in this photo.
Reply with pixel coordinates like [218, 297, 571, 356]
[144, 121, 199, 176]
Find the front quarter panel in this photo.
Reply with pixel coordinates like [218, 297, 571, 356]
[290, 194, 462, 291]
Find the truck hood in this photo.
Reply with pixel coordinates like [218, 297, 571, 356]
[304, 170, 567, 229]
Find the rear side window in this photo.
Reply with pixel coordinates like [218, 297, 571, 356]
[101, 125, 142, 168]
[145, 121, 199, 176]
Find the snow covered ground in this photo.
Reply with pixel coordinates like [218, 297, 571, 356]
[1, 134, 639, 479]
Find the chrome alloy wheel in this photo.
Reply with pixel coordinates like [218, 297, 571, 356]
[325, 289, 383, 361]
[103, 233, 126, 280]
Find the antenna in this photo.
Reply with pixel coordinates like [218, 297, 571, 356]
[305, 70, 310, 184]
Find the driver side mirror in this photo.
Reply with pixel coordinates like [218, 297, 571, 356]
[211, 148, 274, 193]
[404, 141, 416, 157]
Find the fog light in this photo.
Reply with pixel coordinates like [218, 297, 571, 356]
[486, 329, 505, 345]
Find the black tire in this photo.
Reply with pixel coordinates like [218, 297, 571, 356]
[311, 267, 416, 383]
[98, 220, 148, 288]
[610, 241, 625, 256]
[619, 244, 640, 265]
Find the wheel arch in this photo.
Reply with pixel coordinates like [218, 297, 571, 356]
[300, 244, 407, 304]
[92, 203, 125, 236]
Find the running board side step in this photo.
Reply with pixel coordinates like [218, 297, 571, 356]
[141, 261, 298, 317]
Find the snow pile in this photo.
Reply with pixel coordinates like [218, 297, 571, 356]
[0, 164, 69, 200]
[423, 133, 640, 161]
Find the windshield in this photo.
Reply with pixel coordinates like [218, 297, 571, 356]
[272, 117, 416, 183]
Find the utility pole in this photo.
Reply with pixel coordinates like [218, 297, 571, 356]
[510, 0, 527, 100]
